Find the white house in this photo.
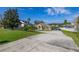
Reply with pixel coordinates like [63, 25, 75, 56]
[61, 22, 78, 32]
[20, 21, 26, 28]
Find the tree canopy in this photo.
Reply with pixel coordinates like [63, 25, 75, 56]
[2, 8, 20, 29]
[63, 20, 71, 25]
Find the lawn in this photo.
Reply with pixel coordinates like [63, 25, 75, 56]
[0, 29, 40, 44]
[62, 30, 79, 47]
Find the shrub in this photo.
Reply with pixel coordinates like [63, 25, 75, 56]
[23, 25, 35, 32]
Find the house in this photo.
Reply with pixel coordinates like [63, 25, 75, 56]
[19, 20, 28, 28]
[60, 22, 79, 32]
[73, 22, 79, 31]
[35, 23, 52, 31]
[20, 21, 25, 27]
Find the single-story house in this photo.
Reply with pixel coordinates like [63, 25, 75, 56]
[73, 23, 79, 31]
[35, 23, 52, 31]
[19, 20, 27, 28]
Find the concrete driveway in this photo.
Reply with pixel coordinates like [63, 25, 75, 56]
[0, 31, 79, 52]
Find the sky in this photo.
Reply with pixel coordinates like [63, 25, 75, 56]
[0, 7, 79, 24]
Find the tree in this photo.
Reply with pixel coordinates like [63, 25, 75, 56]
[2, 8, 20, 29]
[27, 18, 31, 25]
[64, 20, 68, 25]
[24, 18, 36, 31]
[0, 14, 3, 27]
[23, 25, 36, 32]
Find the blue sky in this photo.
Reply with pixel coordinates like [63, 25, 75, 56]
[0, 7, 79, 23]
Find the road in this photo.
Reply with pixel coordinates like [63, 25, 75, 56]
[0, 31, 79, 52]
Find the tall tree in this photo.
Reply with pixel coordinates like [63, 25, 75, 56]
[3, 8, 20, 29]
[64, 20, 68, 25]
[27, 18, 31, 25]
[0, 14, 3, 27]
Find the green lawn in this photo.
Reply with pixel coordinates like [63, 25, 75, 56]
[0, 29, 40, 44]
[62, 30, 79, 47]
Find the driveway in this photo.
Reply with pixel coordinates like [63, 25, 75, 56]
[0, 31, 79, 52]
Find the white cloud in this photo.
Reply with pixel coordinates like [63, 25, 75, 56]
[71, 13, 79, 22]
[65, 12, 79, 23]
[46, 7, 71, 15]
[46, 8, 54, 15]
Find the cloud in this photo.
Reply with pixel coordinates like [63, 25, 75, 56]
[46, 8, 54, 15]
[71, 12, 79, 22]
[64, 12, 79, 23]
[46, 7, 71, 15]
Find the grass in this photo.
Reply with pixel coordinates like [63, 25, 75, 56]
[62, 30, 79, 47]
[0, 29, 40, 44]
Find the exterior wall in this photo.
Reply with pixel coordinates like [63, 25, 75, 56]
[74, 24, 79, 31]
[43, 25, 51, 31]
[20, 21, 26, 28]
[21, 23, 25, 27]
[36, 24, 43, 30]
[35, 23, 51, 31]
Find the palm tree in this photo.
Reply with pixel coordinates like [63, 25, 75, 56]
[27, 18, 31, 25]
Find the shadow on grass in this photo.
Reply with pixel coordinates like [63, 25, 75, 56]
[0, 41, 10, 45]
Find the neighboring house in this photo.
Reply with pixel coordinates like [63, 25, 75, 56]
[19, 21, 28, 28]
[61, 22, 79, 32]
[69, 22, 79, 31]
[74, 22, 79, 31]
[20, 21, 25, 27]
[19, 20, 33, 28]
[35, 23, 52, 31]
